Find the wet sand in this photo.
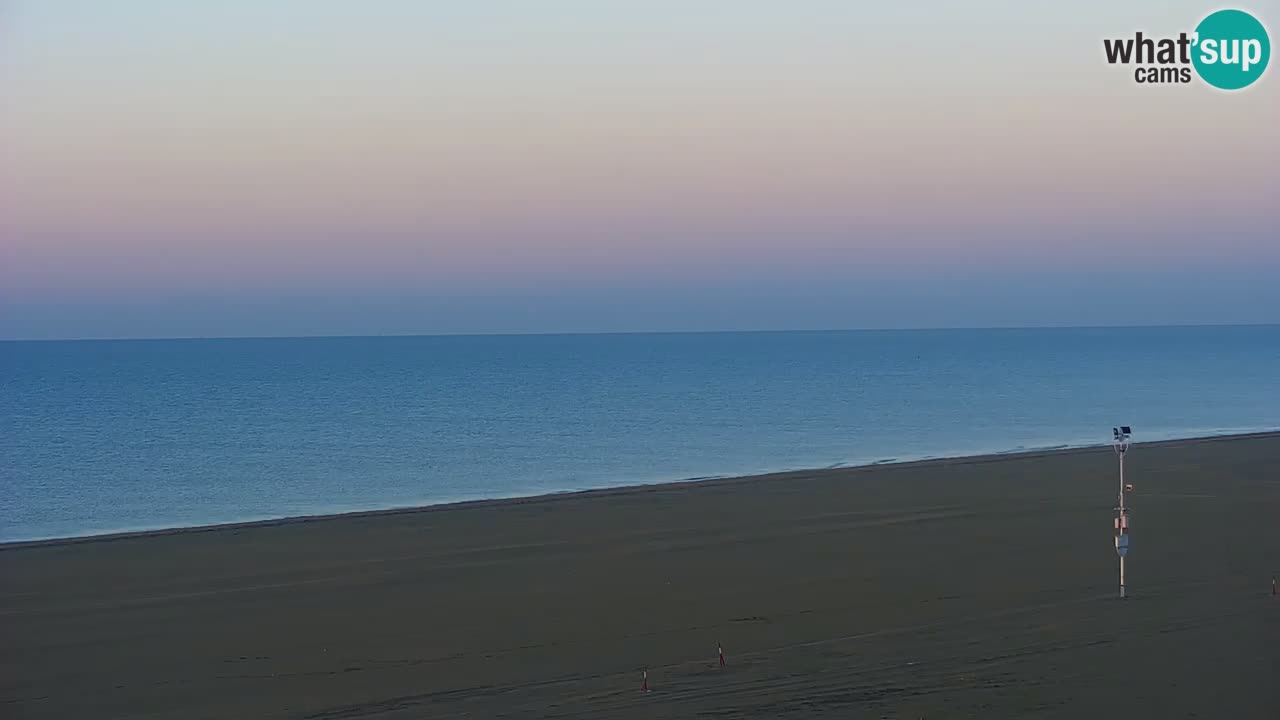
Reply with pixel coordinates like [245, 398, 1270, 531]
[3, 434, 1279, 718]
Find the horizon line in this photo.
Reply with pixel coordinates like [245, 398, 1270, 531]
[3, 322, 1278, 344]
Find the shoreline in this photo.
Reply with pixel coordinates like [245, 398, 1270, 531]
[6, 428, 1277, 550]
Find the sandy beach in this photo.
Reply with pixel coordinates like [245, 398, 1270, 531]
[3, 433, 1278, 718]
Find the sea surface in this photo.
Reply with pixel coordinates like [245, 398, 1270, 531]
[3, 326, 1278, 542]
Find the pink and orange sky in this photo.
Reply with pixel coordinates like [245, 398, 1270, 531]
[2, 1, 1277, 339]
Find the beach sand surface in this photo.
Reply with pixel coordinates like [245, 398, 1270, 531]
[3, 434, 1279, 718]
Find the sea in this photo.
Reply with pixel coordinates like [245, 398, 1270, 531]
[2, 326, 1278, 543]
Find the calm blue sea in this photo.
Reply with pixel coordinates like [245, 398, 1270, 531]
[2, 327, 1277, 542]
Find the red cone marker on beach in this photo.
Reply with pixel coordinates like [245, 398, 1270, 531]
[641, 669, 649, 692]
[718, 643, 726, 668]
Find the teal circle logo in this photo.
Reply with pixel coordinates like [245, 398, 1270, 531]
[1192, 9, 1270, 90]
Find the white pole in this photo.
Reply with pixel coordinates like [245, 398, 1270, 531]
[1120, 555, 1126, 599]
[1119, 452, 1125, 511]
[1118, 450, 1126, 599]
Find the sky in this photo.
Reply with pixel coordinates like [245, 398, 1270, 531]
[2, 1, 1278, 340]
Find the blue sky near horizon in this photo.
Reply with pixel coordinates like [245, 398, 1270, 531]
[2, 1, 1278, 339]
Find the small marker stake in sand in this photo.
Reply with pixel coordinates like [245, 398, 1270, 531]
[718, 643, 726, 668]
[1272, 577, 1277, 597]
[641, 669, 649, 692]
